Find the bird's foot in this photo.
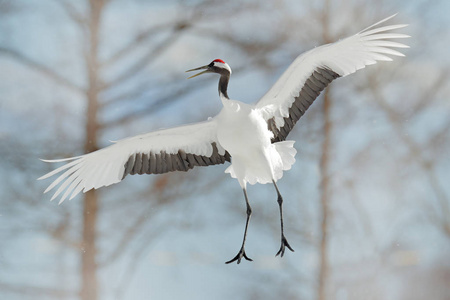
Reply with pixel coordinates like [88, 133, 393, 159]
[276, 235, 294, 257]
[225, 247, 253, 264]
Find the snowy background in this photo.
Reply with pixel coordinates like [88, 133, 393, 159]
[1, 0, 449, 299]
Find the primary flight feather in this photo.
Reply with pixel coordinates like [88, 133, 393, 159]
[39, 15, 409, 264]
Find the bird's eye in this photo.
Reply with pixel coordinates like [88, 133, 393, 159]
[208, 62, 214, 67]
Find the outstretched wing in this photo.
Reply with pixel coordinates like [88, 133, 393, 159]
[39, 119, 230, 204]
[256, 14, 409, 142]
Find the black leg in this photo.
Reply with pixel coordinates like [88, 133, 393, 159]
[225, 188, 253, 264]
[273, 180, 294, 257]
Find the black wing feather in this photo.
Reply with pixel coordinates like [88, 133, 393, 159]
[122, 142, 231, 180]
[270, 67, 340, 143]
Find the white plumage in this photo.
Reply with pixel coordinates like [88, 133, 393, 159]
[257, 15, 409, 128]
[217, 99, 297, 187]
[39, 120, 225, 203]
[39, 14, 409, 263]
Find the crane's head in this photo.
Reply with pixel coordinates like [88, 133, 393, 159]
[186, 59, 232, 79]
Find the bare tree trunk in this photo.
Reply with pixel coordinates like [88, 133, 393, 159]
[80, 1, 104, 300]
[318, 87, 332, 300]
[81, 190, 98, 300]
[317, 3, 331, 298]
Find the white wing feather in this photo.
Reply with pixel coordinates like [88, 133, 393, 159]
[39, 119, 224, 204]
[256, 14, 409, 127]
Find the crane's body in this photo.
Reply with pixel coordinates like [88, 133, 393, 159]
[39, 15, 409, 264]
[216, 97, 296, 188]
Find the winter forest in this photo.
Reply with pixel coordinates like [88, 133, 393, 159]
[0, 0, 449, 299]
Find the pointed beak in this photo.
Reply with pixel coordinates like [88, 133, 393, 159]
[186, 65, 209, 79]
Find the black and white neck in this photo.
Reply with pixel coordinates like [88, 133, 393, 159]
[208, 59, 232, 100]
[218, 72, 230, 99]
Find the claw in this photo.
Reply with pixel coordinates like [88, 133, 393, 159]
[225, 247, 253, 264]
[276, 236, 294, 257]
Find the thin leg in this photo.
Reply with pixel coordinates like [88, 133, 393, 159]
[225, 188, 253, 264]
[273, 180, 294, 257]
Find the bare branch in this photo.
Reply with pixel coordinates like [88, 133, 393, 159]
[101, 0, 228, 69]
[51, 0, 87, 30]
[0, 47, 84, 94]
[100, 81, 199, 129]
[99, 188, 176, 266]
[426, 118, 450, 152]
[102, 25, 189, 91]
[0, 282, 74, 299]
[191, 27, 285, 67]
[408, 67, 450, 118]
[100, 79, 158, 108]
[102, 21, 179, 67]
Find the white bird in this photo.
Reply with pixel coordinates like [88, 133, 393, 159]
[39, 15, 409, 264]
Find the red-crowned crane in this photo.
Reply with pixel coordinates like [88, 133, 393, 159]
[39, 15, 409, 264]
